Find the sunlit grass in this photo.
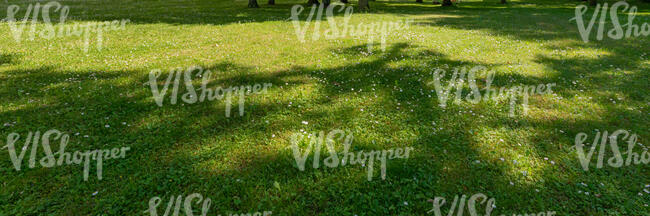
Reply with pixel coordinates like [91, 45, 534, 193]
[0, 0, 648, 215]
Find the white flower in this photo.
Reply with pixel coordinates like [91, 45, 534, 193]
[403, 201, 408, 206]
[301, 121, 308, 125]
[510, 182, 514, 185]
[105, 125, 110, 128]
[92, 191, 98, 196]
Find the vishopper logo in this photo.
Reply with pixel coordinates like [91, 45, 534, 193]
[146, 66, 272, 117]
[289, 129, 413, 181]
[427, 193, 556, 216]
[571, 1, 650, 42]
[289, 4, 413, 52]
[2, 1, 129, 52]
[144, 193, 272, 216]
[1, 129, 130, 181]
[428, 66, 556, 117]
[573, 129, 649, 171]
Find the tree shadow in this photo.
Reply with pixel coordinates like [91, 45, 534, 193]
[4, 0, 635, 27]
[1, 0, 649, 211]
[0, 36, 647, 214]
[0, 0, 360, 26]
[0, 53, 18, 65]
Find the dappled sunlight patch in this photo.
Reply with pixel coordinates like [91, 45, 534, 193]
[414, 14, 465, 19]
[469, 126, 560, 189]
[530, 92, 608, 123]
[540, 45, 614, 62]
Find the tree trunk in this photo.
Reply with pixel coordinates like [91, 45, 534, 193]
[248, 0, 259, 7]
[268, 0, 275, 5]
[416, 0, 423, 3]
[442, 0, 452, 6]
[308, 0, 320, 5]
[589, 0, 597, 6]
[358, 0, 369, 10]
[340, 0, 348, 3]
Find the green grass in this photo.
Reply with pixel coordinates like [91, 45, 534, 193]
[0, 0, 649, 215]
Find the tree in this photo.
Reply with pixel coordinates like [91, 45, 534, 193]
[323, 0, 331, 7]
[341, 0, 348, 3]
[442, 0, 452, 6]
[358, 0, 369, 10]
[589, 0, 597, 6]
[248, 0, 259, 8]
[501, 0, 506, 3]
[268, 0, 275, 5]
[308, 0, 320, 5]
[416, 0, 423, 3]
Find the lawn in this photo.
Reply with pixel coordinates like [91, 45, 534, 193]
[0, 0, 648, 215]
